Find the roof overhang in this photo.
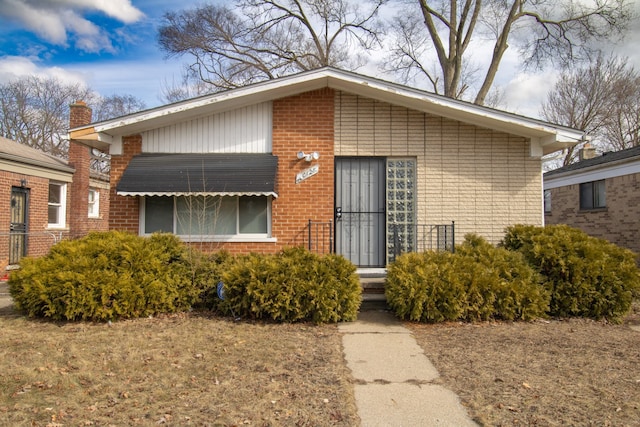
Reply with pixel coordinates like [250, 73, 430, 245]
[116, 153, 278, 197]
[70, 68, 585, 156]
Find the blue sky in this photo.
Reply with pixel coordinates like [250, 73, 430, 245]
[0, 0, 639, 118]
[0, 0, 207, 107]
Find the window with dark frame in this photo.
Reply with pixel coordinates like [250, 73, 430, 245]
[143, 195, 269, 237]
[579, 180, 606, 210]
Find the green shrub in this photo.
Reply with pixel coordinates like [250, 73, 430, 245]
[385, 251, 467, 322]
[386, 234, 548, 322]
[187, 249, 233, 309]
[9, 231, 197, 321]
[457, 234, 548, 321]
[217, 247, 361, 323]
[502, 224, 640, 321]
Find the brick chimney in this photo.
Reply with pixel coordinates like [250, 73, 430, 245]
[578, 143, 597, 161]
[68, 101, 93, 238]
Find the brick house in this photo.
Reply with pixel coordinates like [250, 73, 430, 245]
[544, 144, 640, 255]
[1, 103, 110, 271]
[69, 68, 584, 268]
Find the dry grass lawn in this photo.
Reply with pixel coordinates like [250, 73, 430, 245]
[410, 301, 640, 426]
[1, 301, 639, 426]
[0, 306, 357, 426]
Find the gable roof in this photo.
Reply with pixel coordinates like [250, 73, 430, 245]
[69, 67, 585, 155]
[0, 136, 74, 174]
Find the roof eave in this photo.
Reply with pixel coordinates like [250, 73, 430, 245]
[0, 152, 75, 174]
[70, 68, 585, 148]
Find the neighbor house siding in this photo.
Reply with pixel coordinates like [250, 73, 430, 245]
[0, 171, 71, 269]
[334, 92, 542, 244]
[141, 103, 272, 153]
[546, 172, 640, 254]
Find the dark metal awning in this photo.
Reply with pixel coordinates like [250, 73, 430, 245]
[116, 153, 278, 197]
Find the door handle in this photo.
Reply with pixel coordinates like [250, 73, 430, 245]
[335, 207, 342, 220]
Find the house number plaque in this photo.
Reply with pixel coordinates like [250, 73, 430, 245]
[296, 165, 319, 184]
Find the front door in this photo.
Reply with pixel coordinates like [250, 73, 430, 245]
[335, 158, 386, 267]
[10, 187, 29, 264]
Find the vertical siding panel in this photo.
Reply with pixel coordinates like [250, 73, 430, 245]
[140, 103, 272, 153]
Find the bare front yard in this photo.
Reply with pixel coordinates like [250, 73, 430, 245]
[0, 306, 357, 426]
[410, 302, 640, 426]
[1, 302, 639, 426]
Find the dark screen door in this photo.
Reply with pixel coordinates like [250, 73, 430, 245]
[10, 187, 28, 264]
[335, 158, 386, 267]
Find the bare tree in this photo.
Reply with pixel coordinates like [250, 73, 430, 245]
[160, 69, 214, 104]
[385, 0, 633, 104]
[541, 55, 639, 166]
[0, 75, 146, 159]
[600, 74, 640, 151]
[157, 0, 386, 91]
[0, 76, 92, 158]
[92, 94, 147, 122]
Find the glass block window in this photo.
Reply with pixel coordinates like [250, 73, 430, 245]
[386, 158, 416, 262]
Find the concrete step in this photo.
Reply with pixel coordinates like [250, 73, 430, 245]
[357, 268, 386, 298]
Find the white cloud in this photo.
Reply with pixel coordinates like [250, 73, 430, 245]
[0, 0, 144, 51]
[0, 55, 88, 87]
[499, 70, 561, 119]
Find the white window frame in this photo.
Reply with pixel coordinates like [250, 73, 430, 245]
[88, 189, 100, 218]
[47, 182, 67, 229]
[544, 189, 551, 213]
[139, 195, 276, 243]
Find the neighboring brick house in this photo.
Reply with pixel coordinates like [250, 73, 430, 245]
[1, 104, 110, 270]
[69, 68, 584, 268]
[544, 145, 640, 255]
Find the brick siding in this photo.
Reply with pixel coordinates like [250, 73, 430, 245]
[68, 101, 110, 238]
[109, 135, 142, 233]
[546, 173, 640, 255]
[104, 88, 542, 253]
[0, 171, 71, 269]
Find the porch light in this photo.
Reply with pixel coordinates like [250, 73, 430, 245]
[297, 151, 319, 162]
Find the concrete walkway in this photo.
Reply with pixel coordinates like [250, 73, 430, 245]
[0, 281, 12, 309]
[339, 306, 478, 427]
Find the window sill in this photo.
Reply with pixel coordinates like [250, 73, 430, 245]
[46, 226, 68, 231]
[579, 208, 607, 213]
[175, 235, 277, 243]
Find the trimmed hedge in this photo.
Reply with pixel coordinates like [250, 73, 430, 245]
[502, 224, 640, 321]
[385, 234, 548, 322]
[217, 247, 361, 323]
[9, 232, 198, 321]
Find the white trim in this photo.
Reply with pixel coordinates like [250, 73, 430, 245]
[120, 191, 278, 198]
[88, 189, 100, 218]
[544, 160, 640, 189]
[47, 182, 67, 229]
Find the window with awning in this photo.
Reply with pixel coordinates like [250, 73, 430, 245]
[117, 153, 278, 241]
[116, 153, 278, 197]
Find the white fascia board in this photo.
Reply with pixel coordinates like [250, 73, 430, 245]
[544, 158, 640, 189]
